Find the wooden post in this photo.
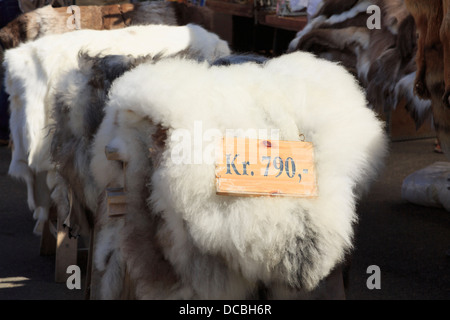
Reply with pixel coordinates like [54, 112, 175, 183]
[120, 266, 136, 300]
[88, 219, 103, 300]
[84, 227, 95, 300]
[106, 188, 127, 217]
[87, 145, 129, 298]
[54, 217, 78, 283]
[39, 206, 57, 256]
[105, 146, 128, 218]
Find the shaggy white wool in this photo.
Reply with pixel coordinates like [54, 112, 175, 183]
[92, 110, 261, 299]
[3, 23, 230, 217]
[94, 51, 388, 296]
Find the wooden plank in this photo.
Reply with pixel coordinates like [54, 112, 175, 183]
[55, 218, 78, 283]
[48, 220, 58, 238]
[75, 0, 128, 5]
[40, 206, 57, 256]
[84, 228, 95, 300]
[106, 188, 126, 204]
[105, 146, 122, 161]
[389, 98, 435, 141]
[89, 206, 103, 300]
[206, 0, 254, 17]
[120, 266, 136, 300]
[108, 203, 127, 217]
[261, 14, 308, 31]
[216, 138, 318, 197]
[106, 188, 127, 217]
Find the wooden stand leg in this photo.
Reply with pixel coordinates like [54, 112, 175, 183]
[88, 224, 102, 300]
[39, 207, 57, 256]
[54, 217, 78, 283]
[120, 266, 136, 300]
[84, 227, 95, 299]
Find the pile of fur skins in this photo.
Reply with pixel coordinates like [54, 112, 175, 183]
[288, 0, 432, 130]
[0, 1, 213, 84]
[3, 28, 387, 300]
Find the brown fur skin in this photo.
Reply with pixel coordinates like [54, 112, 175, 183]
[373, 0, 411, 32]
[405, 0, 450, 157]
[288, 0, 442, 132]
[404, 0, 444, 100]
[0, 12, 30, 50]
[297, 26, 368, 77]
[170, 2, 213, 31]
[397, 14, 417, 61]
[441, 0, 450, 107]
[365, 14, 417, 113]
[293, 1, 418, 115]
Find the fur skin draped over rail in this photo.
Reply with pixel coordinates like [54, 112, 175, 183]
[287, 0, 433, 133]
[51, 52, 269, 299]
[404, 0, 450, 158]
[0, 1, 213, 50]
[2, 24, 230, 233]
[88, 52, 388, 298]
[0, 1, 213, 83]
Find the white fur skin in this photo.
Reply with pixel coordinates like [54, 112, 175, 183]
[92, 52, 388, 298]
[3, 24, 230, 222]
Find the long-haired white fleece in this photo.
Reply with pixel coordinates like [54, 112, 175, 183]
[94, 51, 388, 294]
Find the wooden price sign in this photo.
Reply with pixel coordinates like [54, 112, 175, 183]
[215, 138, 318, 197]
